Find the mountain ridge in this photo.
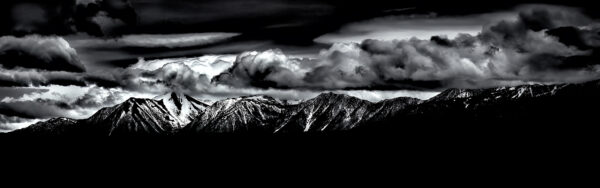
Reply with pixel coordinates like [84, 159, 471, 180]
[6, 79, 600, 136]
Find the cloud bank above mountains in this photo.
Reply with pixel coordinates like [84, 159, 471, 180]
[2, 4, 600, 130]
[215, 5, 600, 90]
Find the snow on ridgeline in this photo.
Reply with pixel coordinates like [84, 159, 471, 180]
[154, 92, 209, 126]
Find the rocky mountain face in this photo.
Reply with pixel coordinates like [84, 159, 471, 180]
[184, 96, 287, 134]
[154, 92, 208, 127]
[275, 93, 420, 133]
[9, 117, 79, 136]
[10, 92, 209, 136]
[6, 80, 600, 136]
[81, 98, 183, 136]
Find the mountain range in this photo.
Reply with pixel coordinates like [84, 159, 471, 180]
[5, 80, 600, 136]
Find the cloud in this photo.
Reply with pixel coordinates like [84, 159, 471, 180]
[213, 50, 310, 88]
[1, 0, 137, 36]
[546, 26, 600, 50]
[0, 114, 41, 132]
[0, 67, 86, 87]
[73, 0, 137, 36]
[0, 36, 91, 87]
[214, 5, 600, 90]
[9, 3, 48, 34]
[315, 11, 515, 44]
[0, 85, 154, 130]
[76, 0, 99, 5]
[0, 35, 86, 72]
[514, 4, 592, 31]
[130, 55, 236, 78]
[142, 63, 212, 92]
[0, 100, 75, 119]
[90, 12, 129, 36]
[119, 33, 240, 48]
[69, 33, 241, 49]
[89, 62, 213, 95]
[69, 86, 145, 109]
[1, 1, 76, 36]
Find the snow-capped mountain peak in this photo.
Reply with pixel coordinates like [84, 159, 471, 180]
[154, 92, 208, 126]
[183, 95, 287, 133]
[429, 89, 478, 101]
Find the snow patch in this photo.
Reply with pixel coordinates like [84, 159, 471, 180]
[155, 92, 206, 126]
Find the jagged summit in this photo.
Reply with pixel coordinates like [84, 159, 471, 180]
[154, 92, 208, 125]
[184, 94, 287, 133]
[240, 95, 278, 101]
[276, 92, 374, 133]
[85, 97, 180, 135]
[428, 88, 481, 102]
[314, 92, 354, 99]
[428, 84, 561, 103]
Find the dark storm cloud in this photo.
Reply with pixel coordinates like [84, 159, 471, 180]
[0, 0, 76, 36]
[73, 0, 137, 36]
[126, 0, 599, 40]
[0, 0, 137, 36]
[478, 5, 593, 50]
[214, 5, 600, 90]
[0, 87, 48, 99]
[0, 35, 86, 72]
[515, 4, 592, 31]
[130, 0, 335, 33]
[0, 100, 70, 119]
[546, 26, 600, 50]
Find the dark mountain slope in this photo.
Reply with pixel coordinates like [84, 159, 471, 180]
[356, 80, 600, 136]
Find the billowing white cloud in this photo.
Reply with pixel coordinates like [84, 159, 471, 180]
[130, 55, 237, 79]
[215, 5, 600, 90]
[114, 53, 441, 102]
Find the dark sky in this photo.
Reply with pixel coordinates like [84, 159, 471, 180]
[2, 0, 598, 39]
